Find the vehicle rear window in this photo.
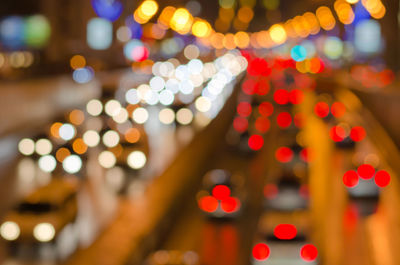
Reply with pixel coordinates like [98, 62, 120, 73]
[16, 202, 54, 213]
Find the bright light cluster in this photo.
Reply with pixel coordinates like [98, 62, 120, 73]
[124, 50, 247, 127]
[129, 0, 385, 51]
[134, 0, 159, 24]
[361, 0, 386, 19]
[17, 111, 87, 174]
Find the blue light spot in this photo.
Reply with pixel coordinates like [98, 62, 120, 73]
[91, 0, 123, 22]
[353, 1, 371, 25]
[73, 67, 94, 84]
[125, 16, 143, 39]
[0, 16, 25, 49]
[291, 45, 307, 62]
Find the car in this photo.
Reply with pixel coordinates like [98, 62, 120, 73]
[263, 177, 309, 212]
[0, 177, 79, 246]
[274, 143, 310, 178]
[196, 169, 245, 219]
[114, 125, 150, 171]
[330, 124, 366, 150]
[251, 235, 319, 265]
[343, 164, 388, 216]
[252, 179, 317, 265]
[334, 136, 356, 149]
[346, 175, 380, 216]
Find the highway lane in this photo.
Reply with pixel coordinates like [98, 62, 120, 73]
[151, 147, 265, 265]
[302, 88, 400, 265]
[1, 64, 400, 265]
[147, 81, 400, 265]
[147, 113, 282, 265]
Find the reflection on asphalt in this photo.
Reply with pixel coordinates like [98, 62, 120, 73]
[157, 139, 271, 265]
[201, 223, 239, 265]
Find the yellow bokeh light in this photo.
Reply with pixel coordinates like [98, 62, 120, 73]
[56, 147, 70, 162]
[197, 35, 212, 47]
[296, 60, 308, 73]
[210, 33, 225, 49]
[134, 0, 159, 24]
[70, 55, 86, 70]
[69, 109, 85, 126]
[223, 33, 236, 50]
[158, 6, 176, 29]
[72, 138, 87, 155]
[335, 0, 355, 24]
[316, 6, 336, 31]
[303, 12, 320, 35]
[192, 19, 212, 38]
[170, 8, 193, 34]
[363, 0, 380, 11]
[50, 122, 62, 138]
[284, 20, 298, 38]
[237, 6, 254, 23]
[141, 0, 158, 17]
[269, 24, 287, 45]
[133, 11, 147, 24]
[339, 8, 355, 24]
[125, 128, 141, 143]
[250, 33, 261, 48]
[126, 0, 378, 47]
[370, 5, 385, 19]
[256, 31, 273, 48]
[234, 31, 250, 49]
[362, 0, 386, 19]
[292, 15, 310, 38]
